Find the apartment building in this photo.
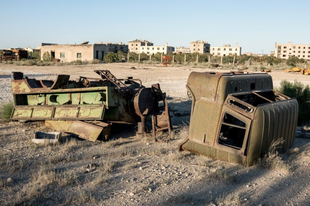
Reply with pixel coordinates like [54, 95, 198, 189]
[128, 39, 153, 54]
[275, 42, 310, 60]
[175, 46, 191, 54]
[190, 40, 210, 54]
[211, 43, 241, 56]
[128, 39, 174, 55]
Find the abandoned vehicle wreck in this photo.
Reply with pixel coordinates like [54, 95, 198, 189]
[180, 71, 298, 166]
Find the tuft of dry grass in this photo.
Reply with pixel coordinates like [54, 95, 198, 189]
[215, 192, 241, 206]
[258, 138, 290, 173]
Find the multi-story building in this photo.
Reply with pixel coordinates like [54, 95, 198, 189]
[190, 40, 210, 54]
[210, 43, 241, 56]
[275, 42, 310, 60]
[175, 46, 190, 54]
[128, 39, 153, 54]
[103, 42, 128, 53]
[128, 39, 174, 55]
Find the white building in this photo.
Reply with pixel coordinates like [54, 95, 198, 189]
[275, 42, 310, 60]
[175, 46, 191, 54]
[128, 39, 174, 54]
[211, 43, 241, 56]
[190, 40, 210, 54]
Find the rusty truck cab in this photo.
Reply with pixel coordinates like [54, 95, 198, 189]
[180, 72, 298, 166]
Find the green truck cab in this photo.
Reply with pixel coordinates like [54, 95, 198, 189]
[180, 71, 298, 166]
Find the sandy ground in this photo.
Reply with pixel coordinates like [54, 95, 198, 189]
[1, 63, 310, 206]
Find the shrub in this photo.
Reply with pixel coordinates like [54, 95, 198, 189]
[42, 52, 51, 62]
[91, 59, 101, 64]
[277, 80, 310, 125]
[0, 102, 13, 122]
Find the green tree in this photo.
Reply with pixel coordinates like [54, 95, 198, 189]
[117, 51, 126, 62]
[32, 51, 41, 60]
[152, 52, 162, 62]
[286, 56, 304, 67]
[104, 52, 117, 63]
[42, 52, 51, 61]
[139, 52, 148, 62]
[128, 52, 138, 62]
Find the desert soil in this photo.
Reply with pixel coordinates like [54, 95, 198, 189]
[1, 63, 310, 206]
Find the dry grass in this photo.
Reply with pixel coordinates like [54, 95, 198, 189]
[215, 192, 241, 206]
[258, 138, 290, 173]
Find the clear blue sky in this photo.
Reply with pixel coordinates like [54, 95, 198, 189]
[1, 0, 309, 54]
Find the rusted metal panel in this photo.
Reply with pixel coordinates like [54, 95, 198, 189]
[180, 71, 298, 166]
[11, 70, 172, 141]
[45, 120, 110, 142]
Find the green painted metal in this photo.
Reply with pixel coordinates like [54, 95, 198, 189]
[180, 71, 298, 166]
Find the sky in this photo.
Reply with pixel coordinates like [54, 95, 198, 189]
[0, 0, 309, 54]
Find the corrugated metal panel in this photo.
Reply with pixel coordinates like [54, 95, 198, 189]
[247, 99, 298, 165]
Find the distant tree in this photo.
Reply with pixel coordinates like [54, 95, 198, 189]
[32, 51, 41, 60]
[222, 55, 235, 64]
[152, 52, 162, 62]
[174, 53, 185, 63]
[198, 53, 209, 63]
[128, 52, 138, 62]
[139, 52, 148, 62]
[104, 52, 117, 63]
[42, 52, 51, 61]
[286, 56, 305, 67]
[0, 50, 3, 56]
[237, 55, 251, 65]
[117, 51, 126, 62]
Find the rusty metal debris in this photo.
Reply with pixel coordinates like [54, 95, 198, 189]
[179, 71, 298, 166]
[11, 70, 171, 141]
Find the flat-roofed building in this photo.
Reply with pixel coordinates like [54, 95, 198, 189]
[190, 40, 210, 54]
[128, 39, 153, 54]
[40, 42, 128, 62]
[275, 42, 310, 60]
[128, 39, 174, 54]
[175, 46, 190, 54]
[211, 43, 241, 56]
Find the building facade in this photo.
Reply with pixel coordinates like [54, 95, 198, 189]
[175, 46, 191, 54]
[275, 42, 310, 60]
[190, 40, 210, 54]
[40, 42, 128, 62]
[210, 43, 241, 56]
[128, 39, 174, 55]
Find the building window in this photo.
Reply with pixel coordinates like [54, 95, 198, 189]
[235, 48, 238, 51]
[77, 53, 82, 58]
[218, 48, 221, 51]
[229, 48, 232, 51]
[60, 52, 65, 58]
[157, 47, 159, 50]
[283, 46, 287, 49]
